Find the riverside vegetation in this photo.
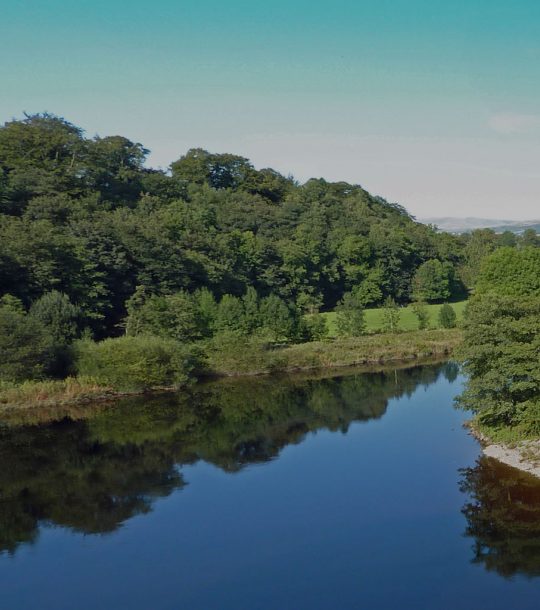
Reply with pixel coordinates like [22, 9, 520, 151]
[458, 247, 540, 451]
[0, 113, 538, 410]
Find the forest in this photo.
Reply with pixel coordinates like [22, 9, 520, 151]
[0, 113, 538, 390]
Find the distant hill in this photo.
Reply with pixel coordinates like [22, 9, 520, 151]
[420, 217, 540, 234]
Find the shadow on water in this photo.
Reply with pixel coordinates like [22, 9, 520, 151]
[0, 362, 454, 556]
[460, 456, 540, 578]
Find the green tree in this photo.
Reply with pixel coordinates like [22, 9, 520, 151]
[192, 288, 218, 337]
[438, 303, 457, 328]
[498, 231, 517, 248]
[0, 296, 53, 382]
[170, 149, 254, 190]
[75, 335, 199, 391]
[381, 297, 401, 333]
[412, 301, 430, 330]
[458, 294, 540, 427]
[242, 287, 260, 333]
[0, 113, 85, 213]
[29, 290, 80, 345]
[460, 229, 498, 289]
[125, 290, 200, 342]
[303, 314, 328, 341]
[258, 294, 296, 342]
[520, 228, 539, 248]
[335, 292, 366, 337]
[457, 247, 540, 432]
[29, 291, 80, 375]
[412, 259, 451, 302]
[352, 267, 384, 307]
[215, 295, 247, 335]
[476, 247, 540, 298]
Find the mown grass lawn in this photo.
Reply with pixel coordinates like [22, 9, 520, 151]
[322, 300, 468, 337]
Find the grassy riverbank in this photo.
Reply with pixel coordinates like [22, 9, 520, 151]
[206, 328, 461, 376]
[0, 377, 116, 410]
[0, 328, 461, 413]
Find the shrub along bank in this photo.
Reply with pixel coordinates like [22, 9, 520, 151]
[1, 328, 462, 411]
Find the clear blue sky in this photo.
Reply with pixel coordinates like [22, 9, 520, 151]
[2, 0, 540, 218]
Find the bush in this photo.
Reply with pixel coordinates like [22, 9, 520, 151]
[125, 288, 200, 342]
[0, 296, 54, 382]
[335, 292, 366, 337]
[303, 314, 328, 341]
[29, 290, 80, 344]
[438, 303, 457, 329]
[381, 297, 401, 333]
[75, 335, 200, 391]
[412, 259, 452, 302]
[258, 294, 296, 342]
[457, 294, 540, 423]
[412, 301, 430, 330]
[204, 331, 287, 374]
[29, 291, 81, 377]
[215, 294, 247, 334]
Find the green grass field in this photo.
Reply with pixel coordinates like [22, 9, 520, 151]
[322, 300, 468, 337]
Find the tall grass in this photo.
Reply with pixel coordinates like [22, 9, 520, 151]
[204, 328, 462, 376]
[0, 377, 110, 409]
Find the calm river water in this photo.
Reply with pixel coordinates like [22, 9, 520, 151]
[1, 362, 540, 609]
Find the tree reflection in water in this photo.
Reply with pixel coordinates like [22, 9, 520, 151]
[460, 456, 540, 578]
[0, 362, 452, 555]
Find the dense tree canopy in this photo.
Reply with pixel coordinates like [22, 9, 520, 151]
[0, 113, 471, 339]
[0, 112, 534, 352]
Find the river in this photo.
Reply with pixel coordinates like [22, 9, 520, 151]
[1, 362, 540, 609]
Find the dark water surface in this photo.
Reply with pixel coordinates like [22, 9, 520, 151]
[1, 362, 540, 609]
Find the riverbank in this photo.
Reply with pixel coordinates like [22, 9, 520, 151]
[206, 328, 461, 376]
[467, 421, 540, 479]
[0, 328, 461, 414]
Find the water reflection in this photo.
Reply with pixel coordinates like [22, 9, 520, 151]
[460, 456, 540, 578]
[0, 362, 451, 555]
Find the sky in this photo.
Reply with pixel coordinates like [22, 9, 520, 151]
[2, 0, 540, 219]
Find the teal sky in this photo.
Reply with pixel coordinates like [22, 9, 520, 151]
[2, 0, 540, 218]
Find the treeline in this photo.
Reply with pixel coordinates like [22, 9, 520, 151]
[0, 113, 538, 387]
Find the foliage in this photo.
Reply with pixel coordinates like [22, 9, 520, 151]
[0, 296, 54, 382]
[335, 292, 366, 337]
[458, 246, 540, 435]
[438, 303, 457, 329]
[381, 297, 401, 333]
[0, 376, 107, 410]
[29, 290, 80, 345]
[75, 335, 200, 391]
[412, 259, 451, 302]
[0, 112, 470, 347]
[458, 294, 540, 425]
[258, 294, 298, 342]
[11, 111, 535, 391]
[476, 247, 540, 298]
[411, 301, 430, 330]
[203, 331, 287, 375]
[202, 329, 460, 376]
[460, 229, 499, 289]
[126, 288, 201, 342]
[303, 314, 328, 342]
